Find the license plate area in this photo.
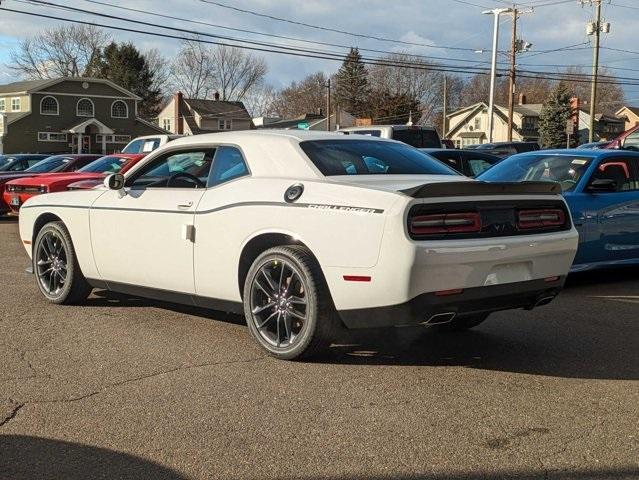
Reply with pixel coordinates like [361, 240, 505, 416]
[10, 195, 21, 207]
[484, 262, 533, 286]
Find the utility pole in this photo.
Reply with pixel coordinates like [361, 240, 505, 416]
[325, 78, 331, 132]
[507, 8, 518, 142]
[507, 7, 533, 142]
[483, 7, 512, 144]
[442, 74, 448, 138]
[583, 0, 608, 142]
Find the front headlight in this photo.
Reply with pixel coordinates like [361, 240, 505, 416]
[38, 185, 48, 193]
[6, 184, 16, 192]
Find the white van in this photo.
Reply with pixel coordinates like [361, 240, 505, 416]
[338, 125, 442, 148]
[121, 134, 183, 154]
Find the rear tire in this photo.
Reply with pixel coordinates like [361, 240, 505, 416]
[438, 313, 489, 332]
[243, 245, 338, 360]
[33, 221, 92, 305]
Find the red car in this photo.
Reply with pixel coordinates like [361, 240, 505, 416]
[4, 153, 145, 212]
[606, 124, 639, 150]
[0, 154, 101, 215]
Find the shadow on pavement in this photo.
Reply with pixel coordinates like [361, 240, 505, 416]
[0, 435, 187, 480]
[299, 469, 639, 480]
[84, 272, 638, 381]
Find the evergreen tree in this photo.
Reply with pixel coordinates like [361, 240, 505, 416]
[335, 48, 369, 116]
[538, 82, 573, 148]
[86, 42, 162, 118]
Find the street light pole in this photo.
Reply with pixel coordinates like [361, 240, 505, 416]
[483, 7, 512, 144]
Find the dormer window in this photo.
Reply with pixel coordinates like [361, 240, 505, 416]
[40, 96, 59, 115]
[76, 98, 94, 117]
[111, 100, 128, 118]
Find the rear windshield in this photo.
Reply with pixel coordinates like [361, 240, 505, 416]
[300, 140, 458, 176]
[79, 156, 129, 173]
[122, 138, 160, 154]
[25, 156, 71, 173]
[392, 128, 441, 148]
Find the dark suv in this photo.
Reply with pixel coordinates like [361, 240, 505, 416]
[475, 142, 540, 158]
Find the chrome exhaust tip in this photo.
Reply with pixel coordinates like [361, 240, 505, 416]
[534, 296, 555, 308]
[423, 312, 456, 326]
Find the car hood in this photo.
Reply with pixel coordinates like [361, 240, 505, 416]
[327, 174, 470, 192]
[0, 172, 43, 184]
[8, 172, 104, 186]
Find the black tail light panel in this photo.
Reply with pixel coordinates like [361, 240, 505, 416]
[408, 199, 571, 240]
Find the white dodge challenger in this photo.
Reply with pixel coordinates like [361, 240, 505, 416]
[19, 131, 578, 359]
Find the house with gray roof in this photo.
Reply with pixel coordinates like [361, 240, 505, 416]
[0, 77, 167, 154]
[157, 92, 253, 135]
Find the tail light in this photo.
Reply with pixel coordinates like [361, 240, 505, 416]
[410, 212, 481, 235]
[517, 209, 565, 230]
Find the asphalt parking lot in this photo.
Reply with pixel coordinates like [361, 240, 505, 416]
[1, 217, 638, 480]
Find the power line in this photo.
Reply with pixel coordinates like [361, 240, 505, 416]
[3, 5, 638, 87]
[198, 0, 487, 52]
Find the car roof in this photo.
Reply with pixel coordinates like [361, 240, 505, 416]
[166, 129, 393, 147]
[508, 148, 639, 158]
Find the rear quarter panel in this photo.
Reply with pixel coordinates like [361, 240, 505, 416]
[193, 177, 401, 302]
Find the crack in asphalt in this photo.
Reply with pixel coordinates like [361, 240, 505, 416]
[0, 402, 25, 427]
[17, 355, 269, 406]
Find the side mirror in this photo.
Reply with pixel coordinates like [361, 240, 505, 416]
[104, 173, 125, 190]
[587, 178, 617, 192]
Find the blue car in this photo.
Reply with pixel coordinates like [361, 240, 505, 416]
[478, 149, 639, 271]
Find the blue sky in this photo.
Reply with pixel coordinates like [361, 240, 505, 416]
[1, 0, 638, 103]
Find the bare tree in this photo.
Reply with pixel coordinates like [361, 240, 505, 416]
[243, 83, 278, 117]
[271, 72, 329, 117]
[210, 45, 267, 101]
[10, 24, 110, 79]
[561, 66, 625, 115]
[169, 39, 216, 98]
[145, 48, 171, 102]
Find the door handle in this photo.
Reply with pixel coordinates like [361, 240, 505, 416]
[177, 201, 193, 209]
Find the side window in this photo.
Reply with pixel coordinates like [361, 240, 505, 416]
[27, 158, 44, 167]
[623, 131, 639, 149]
[590, 159, 639, 192]
[439, 154, 462, 172]
[129, 149, 215, 189]
[208, 146, 249, 186]
[466, 157, 495, 177]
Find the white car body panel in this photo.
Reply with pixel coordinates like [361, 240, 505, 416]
[19, 130, 579, 328]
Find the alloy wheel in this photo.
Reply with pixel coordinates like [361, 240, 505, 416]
[249, 258, 308, 349]
[36, 230, 67, 297]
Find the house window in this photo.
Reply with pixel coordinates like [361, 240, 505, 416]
[76, 98, 94, 117]
[474, 117, 481, 130]
[40, 96, 59, 115]
[11, 97, 21, 112]
[111, 100, 128, 118]
[0, 99, 5, 112]
[218, 119, 232, 130]
[38, 132, 67, 142]
[96, 134, 131, 144]
[162, 118, 173, 131]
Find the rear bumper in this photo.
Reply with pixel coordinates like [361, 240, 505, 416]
[337, 277, 565, 329]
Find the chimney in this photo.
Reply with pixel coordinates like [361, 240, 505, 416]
[570, 96, 580, 126]
[518, 93, 527, 105]
[174, 91, 183, 135]
[214, 91, 220, 101]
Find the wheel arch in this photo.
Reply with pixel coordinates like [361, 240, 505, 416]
[237, 231, 320, 299]
[32, 212, 64, 244]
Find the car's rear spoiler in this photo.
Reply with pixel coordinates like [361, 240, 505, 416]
[400, 181, 562, 198]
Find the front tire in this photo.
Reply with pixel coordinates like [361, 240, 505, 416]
[33, 221, 92, 304]
[243, 245, 338, 360]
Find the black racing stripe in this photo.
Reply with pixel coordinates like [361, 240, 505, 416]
[21, 201, 384, 215]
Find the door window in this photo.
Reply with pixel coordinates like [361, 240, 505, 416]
[590, 159, 639, 192]
[208, 146, 249, 186]
[128, 149, 215, 189]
